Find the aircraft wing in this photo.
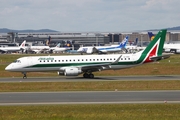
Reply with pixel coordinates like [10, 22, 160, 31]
[150, 54, 170, 61]
[80, 55, 122, 72]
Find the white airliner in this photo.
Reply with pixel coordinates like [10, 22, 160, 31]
[49, 43, 71, 53]
[28, 45, 50, 54]
[77, 36, 128, 54]
[163, 44, 180, 53]
[5, 30, 170, 78]
[0, 40, 26, 53]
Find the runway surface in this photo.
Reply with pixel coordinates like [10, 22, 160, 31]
[0, 91, 180, 105]
[0, 76, 180, 105]
[0, 75, 180, 82]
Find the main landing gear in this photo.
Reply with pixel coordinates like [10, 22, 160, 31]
[83, 73, 94, 78]
[22, 72, 27, 79]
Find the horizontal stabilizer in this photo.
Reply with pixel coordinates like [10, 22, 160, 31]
[150, 54, 170, 61]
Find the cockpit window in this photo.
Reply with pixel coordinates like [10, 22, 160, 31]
[13, 60, 21, 63]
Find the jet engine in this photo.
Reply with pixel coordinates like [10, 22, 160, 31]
[58, 67, 82, 76]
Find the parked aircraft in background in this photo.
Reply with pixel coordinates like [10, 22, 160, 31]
[5, 29, 170, 79]
[27, 45, 50, 54]
[77, 36, 128, 54]
[125, 38, 146, 52]
[0, 40, 26, 53]
[163, 43, 180, 53]
[125, 38, 139, 50]
[148, 32, 180, 54]
[49, 43, 71, 53]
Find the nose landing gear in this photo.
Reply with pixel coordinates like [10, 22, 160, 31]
[22, 72, 27, 79]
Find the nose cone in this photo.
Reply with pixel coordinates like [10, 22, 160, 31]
[5, 65, 11, 71]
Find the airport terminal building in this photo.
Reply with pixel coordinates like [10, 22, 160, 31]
[0, 30, 180, 49]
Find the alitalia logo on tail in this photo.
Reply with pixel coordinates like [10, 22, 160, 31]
[138, 30, 167, 64]
[143, 40, 160, 63]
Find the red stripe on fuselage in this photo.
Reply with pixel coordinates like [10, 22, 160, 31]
[143, 45, 157, 63]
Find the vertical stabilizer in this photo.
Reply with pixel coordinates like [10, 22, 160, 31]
[19, 40, 26, 48]
[143, 29, 166, 56]
[118, 36, 128, 48]
[137, 29, 167, 64]
[148, 32, 155, 41]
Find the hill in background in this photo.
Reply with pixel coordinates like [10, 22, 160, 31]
[0, 28, 58, 33]
[1, 26, 180, 33]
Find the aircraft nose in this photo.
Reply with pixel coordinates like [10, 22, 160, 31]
[5, 65, 11, 71]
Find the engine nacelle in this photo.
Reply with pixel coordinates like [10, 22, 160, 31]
[64, 67, 82, 76]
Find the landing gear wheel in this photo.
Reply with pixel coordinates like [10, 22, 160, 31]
[22, 72, 27, 79]
[89, 74, 94, 78]
[83, 73, 89, 78]
[83, 73, 94, 78]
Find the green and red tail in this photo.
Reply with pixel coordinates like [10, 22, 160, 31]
[138, 29, 168, 63]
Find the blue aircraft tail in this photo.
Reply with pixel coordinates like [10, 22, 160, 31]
[117, 36, 128, 48]
[148, 32, 155, 41]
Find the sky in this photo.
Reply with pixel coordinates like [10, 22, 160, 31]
[0, 0, 180, 32]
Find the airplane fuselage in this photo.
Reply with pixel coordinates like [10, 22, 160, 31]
[5, 53, 141, 73]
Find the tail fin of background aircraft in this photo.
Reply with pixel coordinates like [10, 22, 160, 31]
[56, 43, 61, 47]
[118, 36, 128, 48]
[142, 29, 166, 58]
[133, 38, 138, 45]
[19, 40, 26, 48]
[148, 32, 155, 41]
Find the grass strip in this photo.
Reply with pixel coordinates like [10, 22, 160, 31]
[0, 104, 180, 120]
[0, 80, 180, 92]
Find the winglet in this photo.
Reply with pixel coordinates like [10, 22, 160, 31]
[111, 55, 122, 65]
